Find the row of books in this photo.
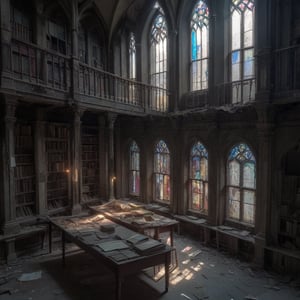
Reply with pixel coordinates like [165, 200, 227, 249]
[15, 177, 35, 194]
[47, 162, 68, 172]
[16, 205, 34, 218]
[82, 144, 98, 152]
[15, 154, 33, 164]
[46, 125, 69, 138]
[48, 199, 67, 210]
[16, 193, 35, 205]
[46, 140, 68, 151]
[82, 136, 98, 145]
[82, 152, 98, 161]
[15, 165, 34, 177]
[15, 124, 32, 136]
[48, 152, 68, 161]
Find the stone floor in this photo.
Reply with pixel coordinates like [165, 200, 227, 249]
[0, 233, 300, 300]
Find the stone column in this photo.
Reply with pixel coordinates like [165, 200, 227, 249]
[107, 113, 117, 201]
[71, 106, 84, 215]
[254, 104, 274, 266]
[255, 0, 274, 101]
[35, 109, 47, 215]
[0, 97, 19, 235]
[70, 0, 79, 103]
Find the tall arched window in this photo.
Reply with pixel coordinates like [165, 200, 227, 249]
[128, 32, 137, 104]
[150, 4, 168, 111]
[129, 141, 140, 196]
[154, 140, 170, 202]
[230, 0, 255, 104]
[227, 143, 256, 224]
[190, 0, 209, 91]
[190, 142, 208, 213]
[129, 32, 136, 81]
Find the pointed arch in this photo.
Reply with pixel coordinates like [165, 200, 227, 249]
[227, 143, 256, 224]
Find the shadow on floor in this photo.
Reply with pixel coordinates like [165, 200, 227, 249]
[41, 251, 164, 300]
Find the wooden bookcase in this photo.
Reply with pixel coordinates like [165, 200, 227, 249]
[14, 123, 36, 218]
[81, 126, 99, 203]
[46, 124, 70, 213]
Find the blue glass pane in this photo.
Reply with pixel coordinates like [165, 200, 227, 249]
[232, 51, 240, 64]
[191, 30, 197, 60]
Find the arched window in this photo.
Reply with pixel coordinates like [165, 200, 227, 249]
[227, 143, 256, 224]
[129, 141, 140, 196]
[190, 142, 208, 213]
[154, 140, 170, 202]
[230, 0, 255, 103]
[129, 32, 136, 81]
[190, 0, 209, 91]
[150, 4, 168, 111]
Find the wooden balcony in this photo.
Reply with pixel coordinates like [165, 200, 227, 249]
[1, 39, 169, 115]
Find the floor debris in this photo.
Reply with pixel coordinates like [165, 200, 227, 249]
[18, 271, 42, 282]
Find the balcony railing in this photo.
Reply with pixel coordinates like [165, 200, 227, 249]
[274, 45, 300, 98]
[78, 63, 169, 112]
[216, 78, 256, 106]
[6, 39, 169, 113]
[10, 39, 70, 91]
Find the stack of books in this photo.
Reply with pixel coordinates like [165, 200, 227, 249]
[133, 239, 165, 255]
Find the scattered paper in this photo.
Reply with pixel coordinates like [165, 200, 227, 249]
[18, 271, 42, 282]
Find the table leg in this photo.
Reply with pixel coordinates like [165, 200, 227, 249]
[164, 253, 170, 293]
[116, 272, 121, 300]
[62, 231, 65, 267]
[170, 228, 174, 247]
[49, 222, 52, 254]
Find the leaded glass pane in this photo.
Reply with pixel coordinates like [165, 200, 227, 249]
[243, 204, 254, 223]
[191, 156, 201, 179]
[244, 9, 253, 47]
[200, 157, 208, 180]
[244, 190, 255, 204]
[232, 50, 241, 81]
[228, 187, 240, 219]
[229, 160, 240, 186]
[243, 162, 255, 188]
[163, 175, 170, 200]
[204, 182, 208, 211]
[231, 10, 241, 50]
[190, 0, 209, 91]
[129, 32, 136, 80]
[244, 48, 254, 78]
[129, 141, 140, 195]
[192, 180, 202, 210]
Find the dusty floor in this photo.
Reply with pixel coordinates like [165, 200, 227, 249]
[0, 233, 300, 300]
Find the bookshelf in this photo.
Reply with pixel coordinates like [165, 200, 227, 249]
[81, 126, 99, 203]
[46, 124, 70, 212]
[278, 189, 300, 250]
[14, 123, 36, 218]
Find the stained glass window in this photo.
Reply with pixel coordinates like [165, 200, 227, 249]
[230, 0, 255, 103]
[150, 4, 168, 111]
[190, 142, 208, 213]
[129, 141, 140, 195]
[129, 32, 136, 80]
[190, 0, 209, 91]
[154, 140, 170, 202]
[227, 143, 256, 224]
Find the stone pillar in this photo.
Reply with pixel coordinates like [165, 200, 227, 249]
[254, 104, 274, 266]
[107, 113, 117, 201]
[71, 107, 84, 215]
[0, 97, 20, 235]
[70, 0, 79, 102]
[255, 0, 273, 101]
[35, 109, 47, 215]
[168, 30, 178, 112]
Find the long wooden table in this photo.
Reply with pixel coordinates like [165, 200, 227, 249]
[49, 214, 171, 300]
[89, 201, 179, 247]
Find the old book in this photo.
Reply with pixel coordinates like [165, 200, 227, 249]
[133, 239, 165, 255]
[97, 240, 129, 252]
[126, 234, 149, 245]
